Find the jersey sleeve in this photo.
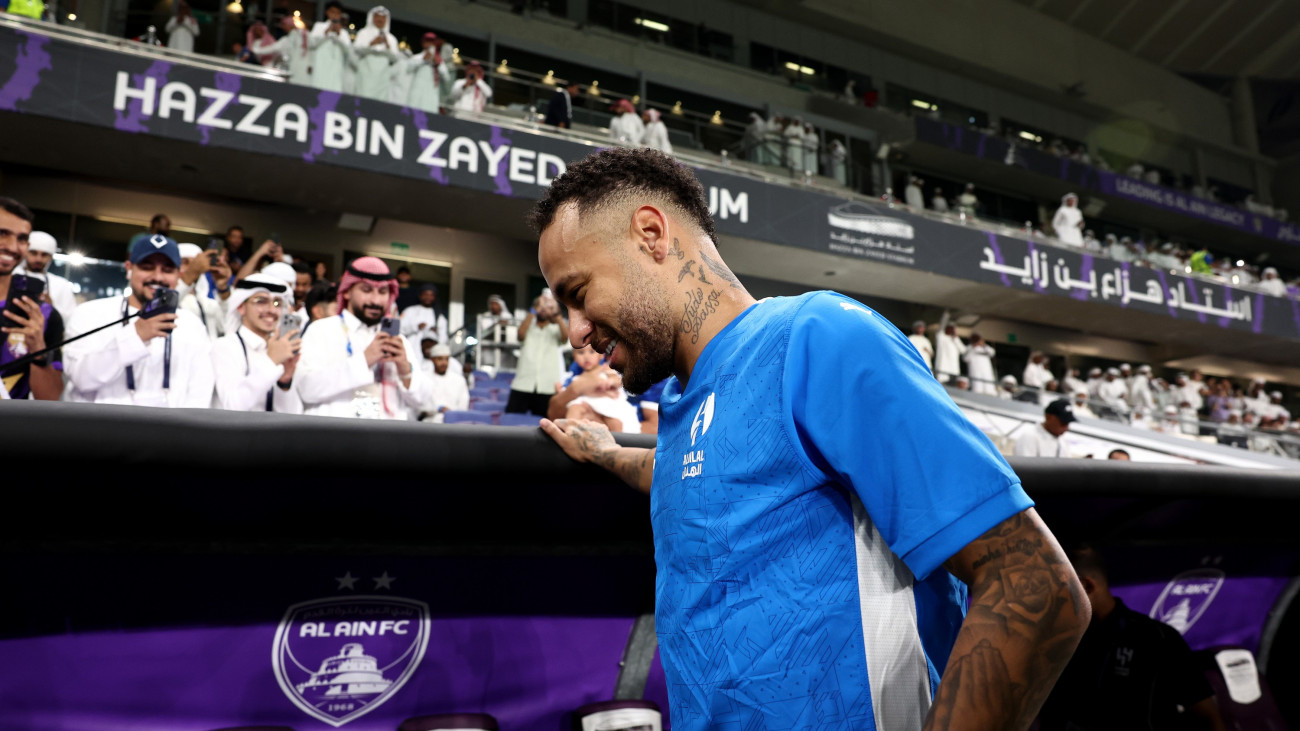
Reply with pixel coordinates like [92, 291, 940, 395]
[784, 292, 1032, 580]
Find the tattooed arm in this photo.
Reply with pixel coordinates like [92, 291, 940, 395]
[540, 418, 654, 494]
[924, 508, 1090, 731]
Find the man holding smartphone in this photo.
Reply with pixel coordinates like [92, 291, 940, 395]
[505, 289, 568, 416]
[0, 198, 64, 400]
[296, 256, 430, 419]
[211, 273, 303, 413]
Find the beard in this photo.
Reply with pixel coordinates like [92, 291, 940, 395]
[351, 300, 385, 326]
[610, 272, 676, 395]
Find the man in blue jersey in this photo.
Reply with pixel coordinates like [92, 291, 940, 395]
[531, 148, 1089, 731]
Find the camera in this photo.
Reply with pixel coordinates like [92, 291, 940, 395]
[141, 287, 179, 319]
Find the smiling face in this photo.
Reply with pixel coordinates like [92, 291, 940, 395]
[538, 202, 676, 394]
[346, 281, 390, 326]
[127, 253, 179, 306]
[0, 207, 32, 277]
[239, 292, 284, 337]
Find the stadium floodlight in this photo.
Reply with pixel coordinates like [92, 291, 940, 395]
[1018, 130, 1042, 143]
[225, 1, 242, 12]
[64, 252, 88, 268]
[635, 18, 670, 32]
[67, 12, 77, 20]
[911, 99, 937, 111]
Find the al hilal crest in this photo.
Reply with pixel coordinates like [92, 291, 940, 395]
[272, 595, 431, 727]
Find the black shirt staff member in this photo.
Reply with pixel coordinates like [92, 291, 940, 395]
[1039, 545, 1227, 731]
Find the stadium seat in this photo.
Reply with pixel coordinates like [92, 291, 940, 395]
[1197, 647, 1286, 730]
[498, 413, 542, 427]
[399, 714, 498, 731]
[469, 387, 497, 401]
[571, 700, 661, 731]
[471, 370, 492, 382]
[443, 411, 494, 425]
[471, 400, 508, 414]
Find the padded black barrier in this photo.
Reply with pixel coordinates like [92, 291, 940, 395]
[3, 401, 1299, 554]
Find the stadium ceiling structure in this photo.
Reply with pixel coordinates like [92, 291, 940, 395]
[1013, 0, 1300, 81]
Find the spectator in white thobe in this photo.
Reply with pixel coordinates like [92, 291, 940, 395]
[353, 6, 401, 101]
[1085, 367, 1103, 398]
[1062, 368, 1086, 397]
[904, 176, 925, 209]
[1022, 351, 1051, 390]
[931, 188, 950, 213]
[450, 61, 494, 113]
[1097, 368, 1130, 414]
[296, 257, 430, 420]
[310, 10, 355, 94]
[802, 124, 820, 175]
[1071, 390, 1096, 419]
[17, 231, 76, 325]
[827, 140, 848, 186]
[1052, 193, 1084, 246]
[1129, 364, 1156, 413]
[165, 1, 199, 53]
[784, 118, 804, 172]
[964, 332, 996, 395]
[934, 323, 966, 383]
[1260, 267, 1287, 297]
[175, 244, 226, 341]
[998, 375, 1017, 400]
[641, 108, 673, 154]
[1014, 400, 1076, 457]
[211, 274, 303, 413]
[608, 99, 644, 144]
[400, 283, 448, 352]
[405, 32, 453, 113]
[956, 183, 979, 217]
[906, 320, 933, 374]
[255, 16, 313, 86]
[419, 342, 469, 422]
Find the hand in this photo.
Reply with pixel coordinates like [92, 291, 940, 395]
[363, 334, 388, 367]
[180, 250, 212, 285]
[2, 297, 46, 352]
[266, 330, 301, 366]
[135, 312, 177, 343]
[539, 418, 618, 464]
[371, 36, 387, 47]
[210, 255, 233, 290]
[417, 322, 427, 330]
[280, 353, 300, 381]
[380, 334, 411, 375]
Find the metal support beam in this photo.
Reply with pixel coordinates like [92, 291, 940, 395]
[1160, 0, 1235, 67]
[1200, 0, 1284, 73]
[1065, 0, 1096, 24]
[1129, 0, 1190, 55]
[1097, 0, 1140, 40]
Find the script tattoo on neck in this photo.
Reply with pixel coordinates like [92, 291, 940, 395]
[682, 287, 721, 344]
[700, 250, 741, 290]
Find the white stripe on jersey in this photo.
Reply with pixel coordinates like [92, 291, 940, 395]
[851, 494, 933, 730]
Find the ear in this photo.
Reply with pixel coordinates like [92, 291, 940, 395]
[1079, 575, 1097, 597]
[630, 205, 670, 262]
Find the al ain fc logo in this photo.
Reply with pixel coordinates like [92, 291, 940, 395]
[272, 595, 430, 727]
[1149, 568, 1225, 635]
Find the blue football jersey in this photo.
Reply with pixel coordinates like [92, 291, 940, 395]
[652, 291, 1032, 730]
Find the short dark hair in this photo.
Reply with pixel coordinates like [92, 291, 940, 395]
[226, 225, 244, 236]
[306, 280, 337, 311]
[527, 147, 717, 244]
[0, 197, 34, 223]
[150, 213, 169, 226]
[325, 0, 344, 8]
[1107, 449, 1130, 459]
[292, 260, 312, 275]
[1066, 543, 1108, 583]
[397, 265, 411, 275]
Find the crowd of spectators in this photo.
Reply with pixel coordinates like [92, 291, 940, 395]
[896, 179, 1300, 299]
[0, 195, 669, 432]
[740, 113, 848, 185]
[908, 315, 1298, 458]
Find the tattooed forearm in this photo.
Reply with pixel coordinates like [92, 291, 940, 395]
[924, 509, 1089, 731]
[594, 447, 655, 493]
[681, 288, 721, 344]
[700, 250, 742, 289]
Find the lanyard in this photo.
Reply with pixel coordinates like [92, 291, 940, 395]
[235, 330, 274, 412]
[339, 313, 352, 355]
[122, 298, 171, 395]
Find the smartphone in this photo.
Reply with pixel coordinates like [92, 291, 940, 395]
[207, 251, 220, 265]
[0, 275, 45, 329]
[269, 232, 282, 246]
[279, 311, 301, 336]
[380, 316, 401, 337]
[140, 287, 179, 319]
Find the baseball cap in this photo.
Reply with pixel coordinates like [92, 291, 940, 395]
[129, 234, 182, 267]
[1045, 399, 1077, 424]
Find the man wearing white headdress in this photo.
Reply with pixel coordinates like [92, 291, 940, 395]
[1052, 192, 1084, 246]
[802, 123, 820, 175]
[784, 117, 804, 172]
[641, 108, 673, 154]
[176, 243, 226, 341]
[353, 6, 402, 101]
[309, 2, 355, 94]
[743, 113, 766, 164]
[827, 139, 848, 186]
[405, 31, 454, 113]
[1259, 267, 1287, 297]
[16, 231, 77, 324]
[254, 15, 313, 86]
[211, 273, 303, 413]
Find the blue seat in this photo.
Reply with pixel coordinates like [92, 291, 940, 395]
[443, 410, 493, 425]
[472, 370, 493, 382]
[498, 413, 542, 428]
[469, 387, 497, 401]
[470, 400, 508, 414]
